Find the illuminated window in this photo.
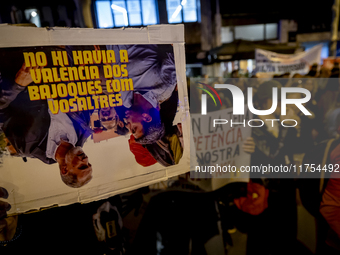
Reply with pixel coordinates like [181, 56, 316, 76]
[166, 0, 200, 23]
[24, 8, 41, 27]
[95, 0, 158, 28]
[234, 23, 278, 41]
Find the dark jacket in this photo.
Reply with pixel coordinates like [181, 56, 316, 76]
[250, 117, 297, 179]
[242, 118, 298, 255]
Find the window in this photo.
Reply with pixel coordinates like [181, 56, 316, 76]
[166, 0, 200, 24]
[24, 8, 41, 27]
[95, 0, 158, 28]
[235, 24, 264, 41]
[265, 24, 278, 40]
[221, 27, 233, 43]
[234, 23, 278, 41]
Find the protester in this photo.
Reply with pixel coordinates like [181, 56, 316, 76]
[0, 63, 93, 188]
[307, 63, 318, 77]
[320, 141, 340, 252]
[240, 80, 299, 255]
[318, 75, 339, 123]
[0, 186, 134, 254]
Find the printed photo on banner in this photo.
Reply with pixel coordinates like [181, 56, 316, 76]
[0, 44, 184, 190]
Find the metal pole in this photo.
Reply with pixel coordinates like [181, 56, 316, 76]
[331, 0, 340, 56]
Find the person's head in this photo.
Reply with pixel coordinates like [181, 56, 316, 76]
[307, 64, 318, 77]
[231, 70, 239, 78]
[248, 76, 259, 91]
[282, 72, 290, 79]
[292, 73, 303, 79]
[303, 77, 315, 93]
[331, 64, 340, 78]
[125, 106, 164, 144]
[59, 146, 93, 188]
[99, 107, 117, 130]
[255, 80, 282, 115]
[320, 66, 331, 78]
[99, 107, 129, 135]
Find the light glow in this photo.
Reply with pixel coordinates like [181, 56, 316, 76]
[111, 4, 128, 26]
[169, 5, 182, 22]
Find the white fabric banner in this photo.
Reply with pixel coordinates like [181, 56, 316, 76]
[255, 44, 322, 75]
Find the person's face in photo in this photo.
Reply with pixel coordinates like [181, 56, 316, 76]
[99, 107, 118, 130]
[65, 146, 93, 185]
[125, 110, 151, 139]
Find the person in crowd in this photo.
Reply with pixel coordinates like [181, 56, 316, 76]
[324, 92, 340, 139]
[0, 63, 93, 188]
[220, 77, 248, 108]
[0, 186, 138, 254]
[293, 77, 322, 150]
[307, 63, 319, 77]
[318, 71, 340, 123]
[292, 73, 303, 79]
[317, 66, 331, 91]
[281, 72, 291, 78]
[240, 80, 299, 255]
[319, 66, 331, 78]
[248, 75, 260, 94]
[319, 139, 340, 253]
[231, 70, 239, 78]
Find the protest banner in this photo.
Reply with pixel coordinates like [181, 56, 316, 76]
[255, 44, 322, 75]
[0, 24, 190, 214]
[190, 107, 251, 190]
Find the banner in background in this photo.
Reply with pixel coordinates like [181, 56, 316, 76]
[255, 44, 322, 75]
[190, 107, 251, 189]
[0, 24, 190, 214]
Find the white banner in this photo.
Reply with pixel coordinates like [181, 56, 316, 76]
[255, 44, 322, 75]
[0, 24, 190, 214]
[190, 107, 251, 189]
